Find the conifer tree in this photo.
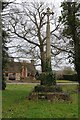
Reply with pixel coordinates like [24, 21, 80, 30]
[59, 2, 80, 85]
[2, 2, 10, 90]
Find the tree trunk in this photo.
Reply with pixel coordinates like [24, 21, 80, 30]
[74, 37, 80, 90]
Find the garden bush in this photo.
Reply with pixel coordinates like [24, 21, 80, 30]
[56, 73, 78, 81]
[34, 85, 62, 92]
[63, 74, 77, 81]
[2, 74, 6, 90]
[38, 72, 56, 85]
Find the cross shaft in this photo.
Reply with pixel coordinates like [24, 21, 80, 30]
[45, 7, 54, 71]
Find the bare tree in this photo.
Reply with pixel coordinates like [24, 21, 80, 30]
[3, 1, 72, 71]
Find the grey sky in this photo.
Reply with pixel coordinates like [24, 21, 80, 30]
[5, 0, 75, 71]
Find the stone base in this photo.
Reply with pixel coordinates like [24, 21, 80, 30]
[27, 91, 71, 102]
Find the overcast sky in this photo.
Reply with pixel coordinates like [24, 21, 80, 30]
[5, 0, 75, 71]
[7, 0, 64, 9]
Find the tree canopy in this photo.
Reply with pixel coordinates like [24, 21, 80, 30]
[59, 2, 80, 84]
[2, 1, 12, 90]
[4, 1, 71, 71]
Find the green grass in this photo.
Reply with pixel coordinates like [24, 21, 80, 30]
[56, 80, 76, 83]
[2, 84, 79, 118]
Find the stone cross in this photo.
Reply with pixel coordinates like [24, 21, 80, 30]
[43, 7, 54, 70]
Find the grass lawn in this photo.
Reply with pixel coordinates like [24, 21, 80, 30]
[56, 80, 76, 83]
[2, 84, 79, 118]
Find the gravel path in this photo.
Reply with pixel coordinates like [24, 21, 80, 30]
[7, 82, 78, 85]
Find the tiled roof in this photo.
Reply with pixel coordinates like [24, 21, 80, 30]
[5, 61, 36, 74]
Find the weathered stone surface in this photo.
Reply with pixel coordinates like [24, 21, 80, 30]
[27, 91, 70, 101]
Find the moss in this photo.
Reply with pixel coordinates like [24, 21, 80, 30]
[34, 85, 62, 92]
[38, 72, 56, 85]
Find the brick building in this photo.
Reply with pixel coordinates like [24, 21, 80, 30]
[4, 60, 36, 81]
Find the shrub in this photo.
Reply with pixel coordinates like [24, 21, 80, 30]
[2, 80, 6, 90]
[35, 85, 45, 92]
[63, 74, 77, 81]
[38, 72, 56, 85]
[2, 74, 6, 90]
[34, 85, 62, 92]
